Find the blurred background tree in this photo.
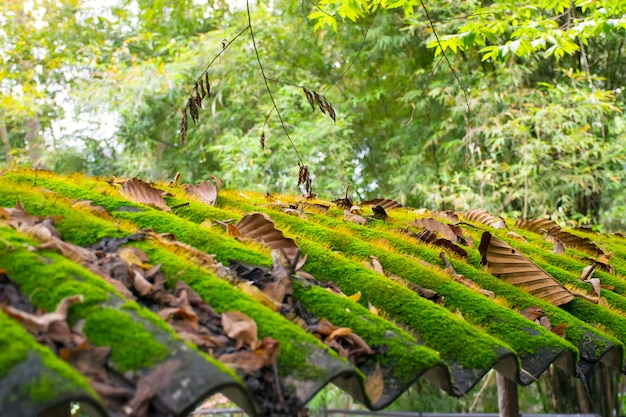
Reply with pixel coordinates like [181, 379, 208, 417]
[2, 0, 626, 230]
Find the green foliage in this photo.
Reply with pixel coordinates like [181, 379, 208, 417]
[3, 0, 626, 228]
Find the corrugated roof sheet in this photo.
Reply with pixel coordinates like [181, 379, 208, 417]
[0, 169, 624, 417]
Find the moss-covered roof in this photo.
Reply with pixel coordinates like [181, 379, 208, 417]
[1, 169, 625, 417]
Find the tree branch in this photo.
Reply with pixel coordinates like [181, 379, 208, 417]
[247, 0, 303, 166]
[419, 0, 472, 168]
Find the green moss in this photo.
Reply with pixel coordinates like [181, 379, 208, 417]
[294, 282, 441, 382]
[0, 312, 96, 401]
[208, 197, 576, 359]
[210, 195, 626, 365]
[0, 228, 170, 373]
[82, 307, 168, 372]
[0, 181, 124, 246]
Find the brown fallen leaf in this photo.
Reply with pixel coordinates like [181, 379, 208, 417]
[583, 278, 602, 297]
[3, 295, 84, 332]
[431, 210, 460, 223]
[371, 206, 388, 220]
[221, 311, 259, 349]
[326, 327, 352, 342]
[235, 213, 300, 264]
[365, 363, 384, 404]
[552, 323, 568, 338]
[370, 256, 384, 275]
[219, 337, 281, 373]
[126, 360, 181, 417]
[39, 238, 98, 264]
[185, 180, 218, 206]
[479, 232, 573, 306]
[344, 210, 368, 225]
[465, 209, 507, 229]
[158, 306, 199, 331]
[361, 198, 402, 210]
[506, 231, 528, 243]
[516, 218, 603, 256]
[118, 178, 172, 213]
[521, 306, 545, 322]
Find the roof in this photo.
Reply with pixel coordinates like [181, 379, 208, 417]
[0, 169, 624, 417]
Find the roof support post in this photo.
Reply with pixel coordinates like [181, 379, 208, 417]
[497, 371, 519, 417]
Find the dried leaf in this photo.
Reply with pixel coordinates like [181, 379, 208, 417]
[552, 323, 567, 338]
[361, 198, 402, 210]
[432, 210, 459, 223]
[219, 337, 280, 373]
[227, 223, 242, 237]
[365, 363, 384, 404]
[205, 72, 211, 97]
[401, 228, 468, 258]
[180, 109, 188, 144]
[520, 306, 545, 321]
[119, 247, 149, 268]
[479, 232, 573, 306]
[185, 180, 218, 206]
[302, 88, 315, 111]
[221, 311, 259, 349]
[313, 91, 326, 114]
[297, 165, 312, 195]
[347, 291, 361, 302]
[371, 205, 388, 220]
[188, 97, 199, 125]
[38, 238, 98, 264]
[581, 264, 595, 280]
[3, 295, 84, 331]
[552, 237, 565, 254]
[368, 301, 379, 316]
[235, 212, 300, 264]
[326, 327, 352, 342]
[506, 231, 528, 243]
[539, 316, 552, 331]
[370, 256, 384, 275]
[516, 218, 604, 256]
[158, 306, 199, 330]
[465, 209, 507, 229]
[237, 282, 277, 311]
[583, 278, 602, 297]
[412, 218, 460, 243]
[127, 360, 181, 417]
[344, 210, 368, 225]
[119, 178, 171, 213]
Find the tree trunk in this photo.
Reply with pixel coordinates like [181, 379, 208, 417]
[0, 121, 11, 164]
[25, 116, 42, 167]
[496, 372, 519, 417]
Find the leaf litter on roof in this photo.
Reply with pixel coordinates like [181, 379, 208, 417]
[1, 169, 626, 416]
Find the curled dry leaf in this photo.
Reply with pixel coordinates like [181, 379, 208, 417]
[516, 218, 604, 256]
[235, 212, 300, 264]
[126, 359, 182, 417]
[431, 210, 459, 223]
[583, 278, 602, 297]
[218, 337, 280, 373]
[412, 217, 468, 244]
[361, 198, 403, 210]
[3, 294, 84, 332]
[118, 178, 171, 213]
[521, 306, 545, 321]
[506, 231, 528, 243]
[39, 238, 98, 264]
[185, 180, 218, 206]
[465, 209, 507, 229]
[401, 228, 468, 258]
[479, 232, 574, 306]
[221, 311, 259, 349]
[344, 210, 368, 225]
[371, 206, 388, 220]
